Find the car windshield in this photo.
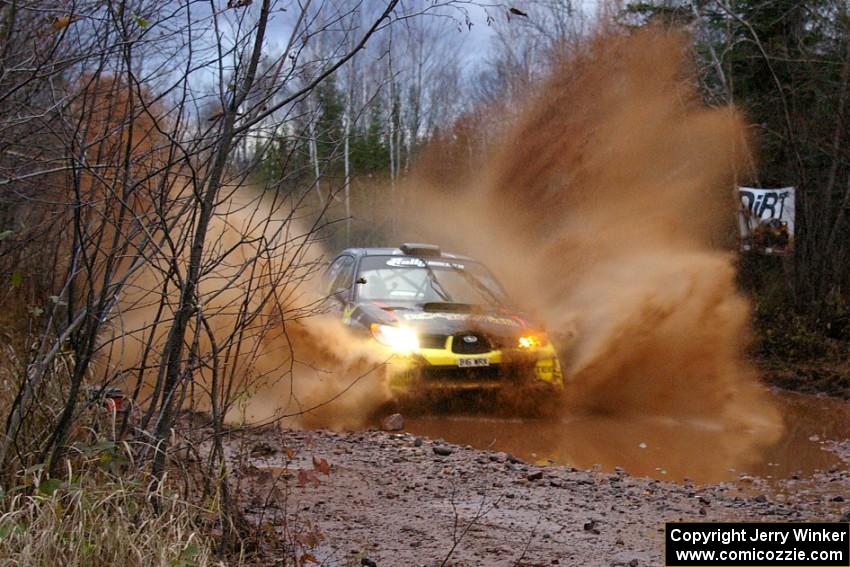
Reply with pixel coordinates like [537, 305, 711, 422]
[355, 255, 509, 308]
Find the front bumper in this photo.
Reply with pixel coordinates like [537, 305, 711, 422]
[381, 339, 563, 392]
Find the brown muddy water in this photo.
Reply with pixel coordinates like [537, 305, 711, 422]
[403, 391, 850, 484]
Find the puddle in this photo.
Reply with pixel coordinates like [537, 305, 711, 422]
[404, 391, 849, 484]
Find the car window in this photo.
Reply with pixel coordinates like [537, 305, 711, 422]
[326, 255, 355, 296]
[359, 267, 431, 300]
[355, 255, 508, 307]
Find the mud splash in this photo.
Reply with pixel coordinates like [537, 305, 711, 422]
[110, 28, 784, 439]
[403, 29, 780, 442]
[110, 188, 392, 430]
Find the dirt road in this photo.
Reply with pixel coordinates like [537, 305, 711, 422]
[228, 426, 850, 566]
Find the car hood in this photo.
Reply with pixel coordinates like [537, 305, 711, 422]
[355, 301, 533, 339]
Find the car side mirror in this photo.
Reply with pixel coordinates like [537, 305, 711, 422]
[355, 277, 367, 285]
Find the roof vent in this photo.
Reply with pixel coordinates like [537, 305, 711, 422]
[400, 243, 441, 257]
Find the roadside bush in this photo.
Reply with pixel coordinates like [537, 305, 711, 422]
[753, 306, 832, 362]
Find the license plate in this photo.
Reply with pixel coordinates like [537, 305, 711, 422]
[458, 357, 489, 368]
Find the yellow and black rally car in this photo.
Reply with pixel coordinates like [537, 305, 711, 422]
[324, 243, 564, 394]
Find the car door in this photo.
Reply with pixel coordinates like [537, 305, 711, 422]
[324, 255, 356, 318]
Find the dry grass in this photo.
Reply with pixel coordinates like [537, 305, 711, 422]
[0, 330, 245, 566]
[0, 472, 229, 566]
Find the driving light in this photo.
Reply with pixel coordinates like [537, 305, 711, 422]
[517, 334, 543, 349]
[371, 324, 419, 352]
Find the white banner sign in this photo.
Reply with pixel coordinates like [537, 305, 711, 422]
[738, 187, 795, 255]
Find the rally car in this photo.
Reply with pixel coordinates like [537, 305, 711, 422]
[324, 243, 564, 395]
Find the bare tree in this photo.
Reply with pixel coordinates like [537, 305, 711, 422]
[0, 3, 487, 558]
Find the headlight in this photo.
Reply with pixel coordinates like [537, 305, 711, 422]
[517, 334, 544, 349]
[370, 324, 419, 352]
